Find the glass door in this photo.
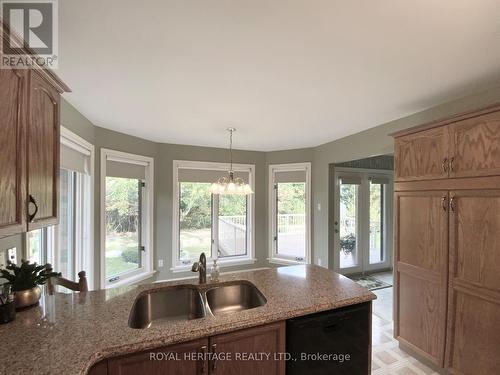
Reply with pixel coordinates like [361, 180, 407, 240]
[334, 169, 393, 274]
[338, 178, 362, 273]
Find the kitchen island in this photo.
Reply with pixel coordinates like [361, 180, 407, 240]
[0, 265, 375, 375]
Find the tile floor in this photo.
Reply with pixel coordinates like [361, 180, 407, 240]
[369, 271, 440, 375]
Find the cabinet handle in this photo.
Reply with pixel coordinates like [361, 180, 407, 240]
[199, 345, 207, 374]
[211, 344, 217, 372]
[450, 196, 456, 212]
[442, 158, 449, 173]
[449, 157, 455, 172]
[441, 196, 447, 211]
[28, 194, 39, 223]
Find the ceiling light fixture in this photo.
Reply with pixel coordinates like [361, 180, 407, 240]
[210, 128, 253, 195]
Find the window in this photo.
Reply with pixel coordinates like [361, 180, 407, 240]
[101, 149, 154, 288]
[24, 127, 94, 289]
[269, 163, 311, 264]
[172, 161, 255, 271]
[26, 229, 46, 265]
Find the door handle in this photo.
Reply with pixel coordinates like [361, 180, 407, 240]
[28, 194, 39, 223]
[442, 158, 449, 173]
[211, 344, 217, 372]
[450, 196, 456, 212]
[449, 157, 455, 173]
[441, 196, 447, 212]
[199, 345, 207, 374]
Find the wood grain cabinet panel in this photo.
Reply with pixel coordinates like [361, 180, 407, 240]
[27, 71, 60, 229]
[209, 322, 285, 375]
[395, 127, 449, 181]
[397, 273, 445, 364]
[445, 190, 500, 374]
[449, 112, 500, 178]
[394, 191, 448, 366]
[446, 293, 500, 375]
[449, 190, 500, 290]
[107, 338, 209, 375]
[395, 192, 448, 272]
[0, 69, 27, 238]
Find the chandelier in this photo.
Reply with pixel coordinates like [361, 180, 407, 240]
[210, 128, 254, 195]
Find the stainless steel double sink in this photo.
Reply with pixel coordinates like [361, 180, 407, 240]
[128, 281, 267, 329]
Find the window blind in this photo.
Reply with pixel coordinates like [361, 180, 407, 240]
[274, 170, 306, 183]
[61, 143, 91, 175]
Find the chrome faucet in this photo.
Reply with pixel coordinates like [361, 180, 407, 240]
[191, 252, 207, 284]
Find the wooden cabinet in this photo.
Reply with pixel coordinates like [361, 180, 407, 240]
[448, 112, 500, 178]
[394, 126, 449, 181]
[26, 71, 61, 230]
[0, 64, 68, 238]
[393, 103, 500, 375]
[445, 190, 500, 374]
[210, 322, 285, 375]
[0, 69, 27, 237]
[394, 105, 500, 182]
[394, 191, 448, 366]
[107, 338, 208, 375]
[94, 322, 285, 375]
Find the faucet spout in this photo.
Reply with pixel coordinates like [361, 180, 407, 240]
[191, 252, 207, 284]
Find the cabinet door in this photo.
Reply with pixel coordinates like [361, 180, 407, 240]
[449, 111, 500, 178]
[108, 338, 209, 375]
[445, 190, 500, 374]
[209, 322, 285, 375]
[27, 71, 60, 229]
[0, 69, 27, 237]
[394, 127, 449, 181]
[394, 191, 448, 366]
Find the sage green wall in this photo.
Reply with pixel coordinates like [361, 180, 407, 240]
[312, 85, 500, 270]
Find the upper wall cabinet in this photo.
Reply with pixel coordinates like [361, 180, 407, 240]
[394, 126, 449, 181]
[0, 45, 69, 237]
[26, 71, 61, 230]
[0, 69, 27, 237]
[394, 105, 500, 182]
[448, 111, 500, 178]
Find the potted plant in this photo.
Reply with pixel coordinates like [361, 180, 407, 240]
[340, 234, 356, 256]
[0, 260, 60, 309]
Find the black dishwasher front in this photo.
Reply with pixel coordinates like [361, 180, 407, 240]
[286, 302, 370, 375]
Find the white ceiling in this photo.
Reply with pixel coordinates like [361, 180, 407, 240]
[59, 0, 500, 151]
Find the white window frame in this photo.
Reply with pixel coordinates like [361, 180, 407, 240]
[100, 149, 155, 288]
[59, 126, 95, 288]
[172, 160, 256, 272]
[268, 162, 312, 265]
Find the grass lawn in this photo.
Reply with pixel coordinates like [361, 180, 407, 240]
[105, 257, 138, 278]
[105, 232, 139, 278]
[180, 228, 211, 260]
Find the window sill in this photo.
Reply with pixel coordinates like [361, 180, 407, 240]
[268, 257, 308, 266]
[170, 257, 258, 273]
[105, 270, 157, 289]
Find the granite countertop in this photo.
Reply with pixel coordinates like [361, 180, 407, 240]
[0, 265, 375, 375]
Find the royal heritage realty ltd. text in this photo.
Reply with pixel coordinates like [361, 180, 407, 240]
[150, 352, 352, 363]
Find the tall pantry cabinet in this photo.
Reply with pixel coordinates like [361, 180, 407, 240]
[392, 104, 500, 374]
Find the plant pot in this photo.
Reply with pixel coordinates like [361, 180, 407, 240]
[0, 301, 16, 324]
[14, 286, 42, 309]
